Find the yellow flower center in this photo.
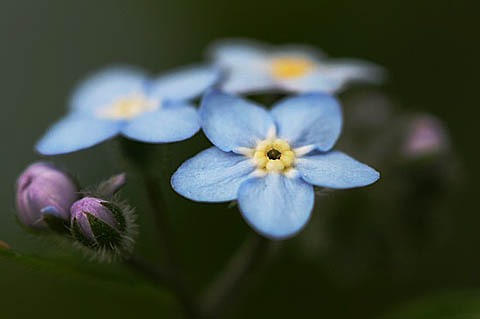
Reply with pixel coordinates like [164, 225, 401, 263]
[252, 138, 296, 173]
[271, 56, 314, 79]
[97, 93, 159, 120]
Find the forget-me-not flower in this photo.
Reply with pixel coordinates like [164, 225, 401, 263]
[36, 65, 219, 155]
[208, 39, 384, 94]
[171, 90, 380, 239]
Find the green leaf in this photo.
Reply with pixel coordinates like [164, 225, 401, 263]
[382, 290, 480, 319]
[0, 248, 180, 318]
[0, 247, 157, 289]
[0, 247, 122, 284]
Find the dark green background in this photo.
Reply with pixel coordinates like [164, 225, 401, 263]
[0, 0, 477, 318]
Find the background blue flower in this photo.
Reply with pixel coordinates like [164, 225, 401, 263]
[208, 39, 385, 94]
[171, 90, 380, 239]
[36, 65, 219, 155]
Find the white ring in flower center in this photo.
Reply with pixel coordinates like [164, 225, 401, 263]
[235, 128, 313, 178]
[97, 93, 160, 120]
[252, 138, 295, 172]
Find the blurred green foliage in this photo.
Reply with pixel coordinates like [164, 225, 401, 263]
[383, 291, 480, 319]
[0, 0, 477, 318]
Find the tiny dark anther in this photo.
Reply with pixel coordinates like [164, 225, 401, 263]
[267, 149, 282, 160]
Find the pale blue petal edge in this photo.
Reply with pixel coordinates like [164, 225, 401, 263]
[271, 93, 342, 151]
[207, 38, 270, 67]
[36, 114, 122, 155]
[149, 65, 220, 102]
[171, 147, 255, 202]
[220, 66, 275, 94]
[279, 59, 386, 93]
[200, 90, 274, 152]
[296, 151, 380, 189]
[70, 66, 148, 114]
[122, 103, 200, 143]
[238, 174, 314, 240]
[208, 39, 275, 94]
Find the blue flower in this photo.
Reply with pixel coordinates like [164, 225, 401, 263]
[208, 39, 385, 94]
[36, 65, 220, 155]
[171, 90, 380, 239]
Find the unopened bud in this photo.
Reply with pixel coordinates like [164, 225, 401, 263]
[15, 162, 78, 232]
[70, 197, 135, 261]
[402, 114, 450, 158]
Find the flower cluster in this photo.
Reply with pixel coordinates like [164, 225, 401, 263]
[32, 39, 381, 240]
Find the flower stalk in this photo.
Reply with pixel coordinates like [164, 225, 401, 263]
[118, 137, 197, 314]
[118, 137, 180, 267]
[125, 255, 199, 318]
[200, 233, 277, 317]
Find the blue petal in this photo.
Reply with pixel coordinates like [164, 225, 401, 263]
[171, 147, 255, 202]
[279, 59, 385, 93]
[271, 93, 342, 151]
[149, 65, 220, 102]
[70, 66, 147, 114]
[238, 174, 314, 240]
[208, 39, 269, 68]
[296, 151, 380, 189]
[322, 59, 386, 85]
[278, 72, 344, 94]
[121, 103, 200, 143]
[41, 206, 67, 220]
[220, 66, 275, 94]
[200, 90, 274, 152]
[208, 39, 274, 93]
[36, 114, 122, 155]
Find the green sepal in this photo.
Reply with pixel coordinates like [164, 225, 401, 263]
[71, 218, 95, 248]
[100, 201, 126, 232]
[87, 213, 121, 249]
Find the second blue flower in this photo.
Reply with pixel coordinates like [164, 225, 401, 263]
[36, 65, 219, 155]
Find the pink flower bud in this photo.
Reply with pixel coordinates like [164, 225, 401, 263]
[16, 162, 78, 230]
[403, 114, 450, 158]
[70, 197, 135, 261]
